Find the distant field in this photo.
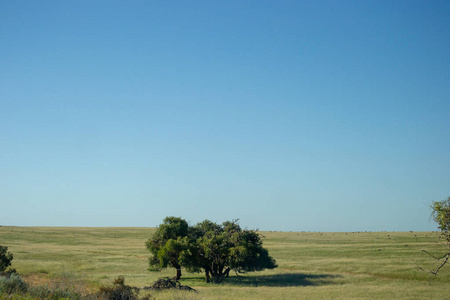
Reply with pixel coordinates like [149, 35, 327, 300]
[0, 227, 449, 299]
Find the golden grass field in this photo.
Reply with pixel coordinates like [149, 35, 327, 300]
[0, 226, 449, 299]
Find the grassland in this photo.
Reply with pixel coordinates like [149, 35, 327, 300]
[0, 227, 449, 299]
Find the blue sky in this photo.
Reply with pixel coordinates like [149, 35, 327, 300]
[1, 1, 449, 231]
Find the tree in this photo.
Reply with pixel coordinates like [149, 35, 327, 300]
[147, 217, 277, 283]
[418, 196, 450, 275]
[0, 245, 14, 274]
[145, 217, 190, 280]
[194, 220, 277, 283]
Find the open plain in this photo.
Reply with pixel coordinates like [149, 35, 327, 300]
[0, 226, 448, 299]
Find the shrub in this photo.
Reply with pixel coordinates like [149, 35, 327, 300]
[0, 273, 28, 295]
[99, 276, 139, 300]
[28, 284, 81, 300]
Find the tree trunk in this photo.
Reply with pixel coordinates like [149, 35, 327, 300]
[175, 268, 182, 280]
[210, 269, 226, 283]
[205, 266, 231, 283]
[173, 264, 182, 280]
[205, 269, 211, 283]
[213, 273, 220, 283]
[224, 268, 231, 278]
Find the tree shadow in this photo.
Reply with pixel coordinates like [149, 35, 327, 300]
[183, 273, 342, 287]
[226, 273, 342, 287]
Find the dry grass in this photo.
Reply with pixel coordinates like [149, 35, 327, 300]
[1, 227, 449, 299]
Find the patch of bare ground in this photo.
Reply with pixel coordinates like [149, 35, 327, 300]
[23, 273, 95, 296]
[23, 273, 52, 286]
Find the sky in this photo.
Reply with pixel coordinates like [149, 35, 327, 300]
[1, 0, 449, 232]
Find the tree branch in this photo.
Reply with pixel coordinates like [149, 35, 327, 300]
[417, 251, 450, 275]
[421, 250, 450, 261]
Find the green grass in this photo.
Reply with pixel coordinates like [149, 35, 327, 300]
[1, 227, 449, 299]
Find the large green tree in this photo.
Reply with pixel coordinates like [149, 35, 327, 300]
[145, 216, 190, 280]
[194, 220, 277, 283]
[146, 217, 277, 283]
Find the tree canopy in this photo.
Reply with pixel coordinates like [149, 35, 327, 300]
[145, 216, 191, 280]
[146, 217, 277, 283]
[431, 196, 450, 233]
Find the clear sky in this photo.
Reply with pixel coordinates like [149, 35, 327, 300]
[1, 1, 449, 231]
